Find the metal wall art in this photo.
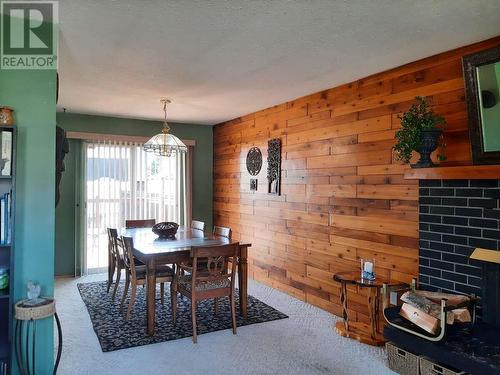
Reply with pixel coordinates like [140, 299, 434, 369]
[246, 147, 262, 175]
[250, 178, 258, 191]
[267, 138, 281, 195]
[246, 147, 262, 192]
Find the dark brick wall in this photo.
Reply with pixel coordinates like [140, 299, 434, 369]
[419, 179, 500, 298]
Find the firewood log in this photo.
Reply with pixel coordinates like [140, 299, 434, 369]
[399, 303, 440, 335]
[401, 291, 437, 314]
[414, 290, 470, 307]
[400, 291, 454, 324]
[452, 308, 472, 323]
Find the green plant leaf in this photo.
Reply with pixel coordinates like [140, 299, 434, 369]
[393, 96, 446, 164]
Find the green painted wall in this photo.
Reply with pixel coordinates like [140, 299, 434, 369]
[0, 70, 56, 372]
[55, 113, 213, 276]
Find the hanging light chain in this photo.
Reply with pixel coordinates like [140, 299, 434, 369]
[161, 99, 171, 134]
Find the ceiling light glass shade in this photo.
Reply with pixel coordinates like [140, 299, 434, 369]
[143, 132, 187, 157]
[144, 98, 187, 157]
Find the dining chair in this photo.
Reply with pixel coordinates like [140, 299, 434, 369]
[191, 220, 205, 232]
[125, 219, 156, 228]
[107, 228, 125, 300]
[108, 228, 146, 298]
[172, 242, 239, 343]
[175, 220, 207, 295]
[212, 226, 232, 309]
[121, 236, 176, 320]
[213, 226, 232, 239]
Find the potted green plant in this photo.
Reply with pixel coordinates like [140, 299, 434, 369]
[394, 96, 446, 168]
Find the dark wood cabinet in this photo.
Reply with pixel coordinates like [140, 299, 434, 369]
[0, 125, 16, 374]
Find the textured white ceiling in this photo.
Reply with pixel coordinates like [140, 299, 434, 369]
[57, 0, 500, 125]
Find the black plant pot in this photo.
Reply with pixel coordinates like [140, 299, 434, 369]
[411, 128, 443, 168]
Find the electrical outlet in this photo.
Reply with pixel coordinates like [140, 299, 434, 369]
[390, 291, 398, 305]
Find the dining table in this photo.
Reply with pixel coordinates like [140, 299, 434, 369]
[121, 226, 252, 336]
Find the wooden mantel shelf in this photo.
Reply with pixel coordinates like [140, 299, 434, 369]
[404, 165, 500, 180]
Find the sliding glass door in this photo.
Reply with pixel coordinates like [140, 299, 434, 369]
[84, 140, 189, 273]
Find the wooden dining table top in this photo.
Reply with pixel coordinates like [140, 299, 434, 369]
[120, 226, 250, 257]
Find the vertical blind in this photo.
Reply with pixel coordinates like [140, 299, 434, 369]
[84, 139, 190, 272]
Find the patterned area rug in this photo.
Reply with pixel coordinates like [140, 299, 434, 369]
[77, 281, 288, 352]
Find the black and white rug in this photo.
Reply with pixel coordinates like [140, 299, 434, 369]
[77, 281, 288, 352]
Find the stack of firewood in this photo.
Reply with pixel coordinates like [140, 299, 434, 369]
[398, 290, 472, 334]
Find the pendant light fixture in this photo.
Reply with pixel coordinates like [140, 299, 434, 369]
[143, 99, 187, 157]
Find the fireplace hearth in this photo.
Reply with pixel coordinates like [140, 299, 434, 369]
[418, 179, 500, 322]
[384, 178, 500, 375]
[384, 321, 500, 375]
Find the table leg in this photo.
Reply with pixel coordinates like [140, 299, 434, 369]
[146, 259, 156, 336]
[54, 312, 63, 374]
[367, 287, 377, 340]
[107, 252, 113, 292]
[340, 282, 349, 331]
[26, 320, 31, 375]
[238, 245, 248, 318]
[375, 287, 381, 334]
[15, 320, 25, 375]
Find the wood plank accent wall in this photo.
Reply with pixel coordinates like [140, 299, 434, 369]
[213, 36, 500, 322]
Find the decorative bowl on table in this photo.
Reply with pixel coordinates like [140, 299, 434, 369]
[152, 222, 179, 239]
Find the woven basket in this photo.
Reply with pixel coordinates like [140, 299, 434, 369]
[14, 298, 56, 321]
[419, 357, 466, 375]
[386, 342, 420, 375]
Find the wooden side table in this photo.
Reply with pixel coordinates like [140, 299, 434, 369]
[14, 298, 62, 375]
[333, 271, 407, 346]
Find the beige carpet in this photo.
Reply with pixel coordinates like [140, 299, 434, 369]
[55, 274, 396, 375]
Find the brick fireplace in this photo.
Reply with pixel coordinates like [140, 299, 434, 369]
[418, 179, 500, 309]
[383, 178, 500, 375]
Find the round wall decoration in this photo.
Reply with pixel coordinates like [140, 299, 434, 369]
[246, 147, 262, 176]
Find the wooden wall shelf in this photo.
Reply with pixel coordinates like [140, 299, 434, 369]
[404, 165, 500, 180]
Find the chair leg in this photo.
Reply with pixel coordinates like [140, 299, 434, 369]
[230, 293, 237, 335]
[107, 259, 115, 293]
[160, 283, 165, 305]
[112, 264, 122, 301]
[191, 299, 197, 344]
[171, 282, 177, 323]
[126, 283, 137, 320]
[214, 298, 218, 315]
[120, 272, 130, 309]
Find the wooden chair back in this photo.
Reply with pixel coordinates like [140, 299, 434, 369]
[213, 226, 232, 239]
[191, 220, 205, 232]
[107, 228, 122, 259]
[190, 243, 239, 291]
[174, 243, 240, 343]
[121, 236, 138, 278]
[125, 219, 156, 228]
